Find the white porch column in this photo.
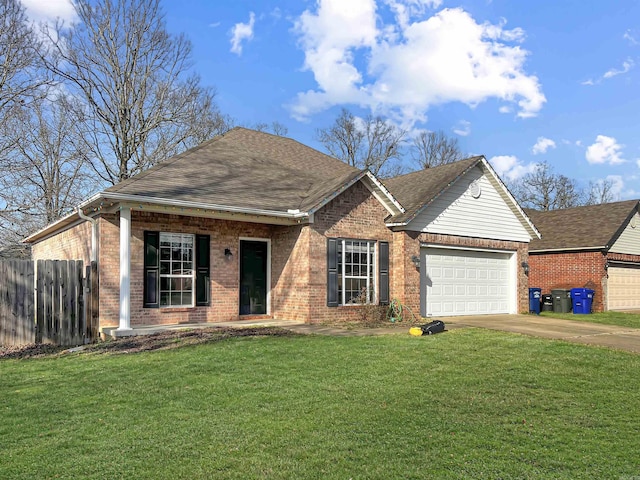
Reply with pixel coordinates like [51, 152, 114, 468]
[118, 206, 132, 332]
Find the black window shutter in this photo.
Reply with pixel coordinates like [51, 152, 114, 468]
[195, 234, 210, 306]
[327, 238, 339, 307]
[144, 231, 160, 308]
[378, 241, 390, 306]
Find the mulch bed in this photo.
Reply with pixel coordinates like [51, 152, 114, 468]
[0, 327, 299, 360]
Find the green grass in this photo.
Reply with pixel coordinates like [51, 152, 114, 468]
[1, 330, 639, 479]
[540, 310, 640, 329]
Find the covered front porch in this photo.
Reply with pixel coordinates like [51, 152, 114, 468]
[101, 318, 305, 340]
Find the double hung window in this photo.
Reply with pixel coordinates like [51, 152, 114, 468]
[159, 233, 194, 307]
[338, 240, 376, 305]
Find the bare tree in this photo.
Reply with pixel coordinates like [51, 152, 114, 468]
[0, 0, 49, 152]
[1, 96, 92, 241]
[42, 0, 229, 184]
[252, 121, 289, 136]
[586, 179, 618, 205]
[510, 161, 584, 211]
[316, 108, 406, 177]
[411, 130, 465, 169]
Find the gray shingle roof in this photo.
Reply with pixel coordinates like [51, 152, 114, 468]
[382, 156, 483, 224]
[526, 200, 640, 251]
[105, 127, 360, 213]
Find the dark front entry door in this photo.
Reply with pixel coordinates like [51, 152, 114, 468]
[239, 240, 268, 315]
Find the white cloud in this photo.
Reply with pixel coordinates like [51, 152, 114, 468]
[585, 135, 626, 165]
[489, 155, 537, 181]
[582, 58, 634, 86]
[230, 12, 256, 56]
[624, 29, 639, 46]
[603, 58, 634, 79]
[21, 0, 76, 23]
[531, 136, 556, 155]
[452, 120, 471, 136]
[384, 0, 443, 28]
[291, 2, 545, 126]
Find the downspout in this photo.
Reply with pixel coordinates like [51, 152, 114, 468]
[77, 206, 98, 263]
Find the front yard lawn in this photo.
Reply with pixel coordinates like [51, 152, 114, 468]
[540, 310, 640, 329]
[1, 328, 639, 479]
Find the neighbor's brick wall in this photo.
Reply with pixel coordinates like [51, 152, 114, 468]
[528, 251, 606, 312]
[309, 181, 394, 324]
[401, 232, 530, 315]
[31, 221, 92, 264]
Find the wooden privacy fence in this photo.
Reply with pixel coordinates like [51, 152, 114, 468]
[0, 260, 34, 346]
[0, 260, 99, 347]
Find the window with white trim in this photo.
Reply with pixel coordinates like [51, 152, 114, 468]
[159, 233, 194, 307]
[337, 239, 376, 305]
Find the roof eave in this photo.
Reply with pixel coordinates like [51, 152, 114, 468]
[25, 191, 311, 244]
[307, 170, 405, 217]
[529, 246, 606, 253]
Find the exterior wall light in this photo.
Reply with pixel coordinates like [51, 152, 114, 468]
[224, 248, 233, 260]
[521, 261, 529, 275]
[411, 255, 421, 269]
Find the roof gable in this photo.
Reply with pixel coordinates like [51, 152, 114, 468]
[383, 157, 538, 239]
[526, 200, 640, 252]
[402, 164, 532, 241]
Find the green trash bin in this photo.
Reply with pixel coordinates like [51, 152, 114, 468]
[551, 289, 572, 313]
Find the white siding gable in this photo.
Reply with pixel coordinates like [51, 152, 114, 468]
[610, 212, 640, 255]
[405, 165, 531, 242]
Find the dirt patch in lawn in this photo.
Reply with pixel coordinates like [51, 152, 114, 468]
[0, 327, 299, 360]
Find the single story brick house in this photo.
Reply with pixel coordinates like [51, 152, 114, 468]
[526, 200, 640, 311]
[25, 128, 539, 334]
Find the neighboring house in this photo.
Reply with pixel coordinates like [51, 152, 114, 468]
[25, 128, 538, 335]
[526, 200, 640, 312]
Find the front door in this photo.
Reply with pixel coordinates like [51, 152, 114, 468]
[239, 240, 268, 315]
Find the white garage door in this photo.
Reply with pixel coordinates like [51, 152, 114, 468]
[608, 266, 640, 310]
[421, 247, 514, 316]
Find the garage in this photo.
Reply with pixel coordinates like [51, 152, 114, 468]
[607, 266, 640, 310]
[420, 247, 516, 317]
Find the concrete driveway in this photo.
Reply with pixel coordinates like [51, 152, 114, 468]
[441, 314, 640, 353]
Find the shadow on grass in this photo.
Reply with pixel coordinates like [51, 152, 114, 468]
[0, 327, 299, 360]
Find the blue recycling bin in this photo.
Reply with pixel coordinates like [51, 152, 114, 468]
[570, 288, 594, 314]
[529, 287, 542, 314]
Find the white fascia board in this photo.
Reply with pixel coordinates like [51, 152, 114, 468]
[23, 210, 86, 243]
[479, 157, 541, 239]
[363, 171, 405, 215]
[25, 191, 311, 243]
[91, 192, 310, 220]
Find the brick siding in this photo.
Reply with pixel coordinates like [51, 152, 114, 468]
[31, 221, 92, 264]
[309, 181, 394, 324]
[529, 250, 640, 312]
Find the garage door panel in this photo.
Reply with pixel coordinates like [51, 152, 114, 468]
[608, 267, 640, 310]
[423, 247, 513, 316]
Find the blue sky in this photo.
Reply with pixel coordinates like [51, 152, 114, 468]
[25, 0, 640, 199]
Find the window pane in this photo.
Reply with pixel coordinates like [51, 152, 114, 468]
[171, 292, 182, 305]
[160, 292, 170, 306]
